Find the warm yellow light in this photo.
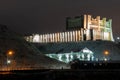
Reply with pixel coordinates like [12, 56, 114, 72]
[8, 50, 14, 55]
[104, 50, 109, 55]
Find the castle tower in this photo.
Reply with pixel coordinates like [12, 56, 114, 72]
[83, 15, 114, 41]
[25, 14, 114, 43]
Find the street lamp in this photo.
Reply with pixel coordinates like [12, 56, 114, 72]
[7, 60, 11, 64]
[103, 50, 109, 61]
[6, 50, 14, 70]
[117, 37, 120, 40]
[7, 50, 14, 56]
[104, 50, 109, 55]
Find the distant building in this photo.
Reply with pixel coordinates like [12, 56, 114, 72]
[25, 14, 114, 43]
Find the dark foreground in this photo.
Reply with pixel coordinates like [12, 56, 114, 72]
[0, 69, 120, 80]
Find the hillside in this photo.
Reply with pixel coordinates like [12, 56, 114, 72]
[0, 26, 68, 70]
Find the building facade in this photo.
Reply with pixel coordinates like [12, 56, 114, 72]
[25, 14, 114, 43]
[46, 47, 94, 63]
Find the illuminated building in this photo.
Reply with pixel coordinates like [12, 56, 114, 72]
[46, 47, 94, 63]
[25, 14, 114, 43]
[35, 40, 120, 63]
[24, 14, 116, 63]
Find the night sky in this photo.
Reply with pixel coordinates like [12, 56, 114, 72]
[0, 0, 120, 38]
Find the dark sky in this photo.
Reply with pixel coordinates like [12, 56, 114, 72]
[0, 0, 120, 37]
